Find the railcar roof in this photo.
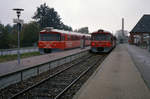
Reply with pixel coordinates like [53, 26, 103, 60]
[40, 28, 91, 37]
[92, 31, 112, 35]
[91, 31, 114, 37]
[91, 29, 111, 34]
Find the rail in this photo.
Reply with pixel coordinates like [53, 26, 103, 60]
[9, 54, 104, 98]
[0, 50, 89, 90]
[56, 55, 107, 99]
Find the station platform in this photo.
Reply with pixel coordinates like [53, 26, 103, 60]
[0, 47, 90, 76]
[73, 44, 150, 99]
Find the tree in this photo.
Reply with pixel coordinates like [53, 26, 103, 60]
[21, 22, 40, 47]
[0, 24, 10, 49]
[74, 27, 89, 33]
[8, 24, 18, 48]
[60, 24, 73, 31]
[0, 23, 4, 35]
[33, 3, 62, 29]
[5, 24, 13, 33]
[33, 3, 72, 31]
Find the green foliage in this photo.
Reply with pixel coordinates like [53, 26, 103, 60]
[0, 22, 40, 48]
[33, 3, 61, 29]
[74, 27, 89, 34]
[33, 3, 73, 31]
[9, 26, 18, 48]
[5, 24, 13, 33]
[21, 22, 40, 47]
[61, 24, 73, 31]
[0, 24, 10, 49]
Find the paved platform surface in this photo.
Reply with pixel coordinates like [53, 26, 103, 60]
[73, 44, 150, 99]
[127, 44, 150, 89]
[0, 47, 90, 76]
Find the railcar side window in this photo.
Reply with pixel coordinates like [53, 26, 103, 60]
[67, 35, 71, 41]
[61, 35, 65, 41]
[92, 34, 111, 41]
[40, 33, 61, 41]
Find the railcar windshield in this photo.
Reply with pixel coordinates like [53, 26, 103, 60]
[40, 33, 61, 41]
[92, 34, 111, 41]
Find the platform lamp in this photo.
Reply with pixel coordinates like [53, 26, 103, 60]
[13, 8, 24, 64]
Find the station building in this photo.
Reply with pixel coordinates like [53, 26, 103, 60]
[130, 14, 150, 48]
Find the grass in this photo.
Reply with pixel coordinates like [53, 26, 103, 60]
[0, 52, 41, 63]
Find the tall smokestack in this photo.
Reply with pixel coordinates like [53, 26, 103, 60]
[122, 18, 124, 36]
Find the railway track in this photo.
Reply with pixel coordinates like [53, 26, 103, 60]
[0, 53, 107, 99]
[54, 54, 107, 99]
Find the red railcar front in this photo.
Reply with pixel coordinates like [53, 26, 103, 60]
[90, 29, 115, 53]
[38, 28, 65, 53]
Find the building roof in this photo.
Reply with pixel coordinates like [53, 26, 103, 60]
[130, 14, 150, 33]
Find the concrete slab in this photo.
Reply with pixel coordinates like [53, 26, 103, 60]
[73, 44, 150, 99]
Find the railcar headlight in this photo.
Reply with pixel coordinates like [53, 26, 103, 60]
[91, 42, 95, 46]
[106, 42, 111, 46]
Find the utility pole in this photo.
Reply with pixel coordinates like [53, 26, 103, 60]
[13, 8, 24, 64]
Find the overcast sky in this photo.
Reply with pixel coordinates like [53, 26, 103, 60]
[0, 0, 150, 33]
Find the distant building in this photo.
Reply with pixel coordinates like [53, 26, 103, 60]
[116, 30, 129, 43]
[130, 14, 150, 45]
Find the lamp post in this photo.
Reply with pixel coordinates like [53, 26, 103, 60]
[13, 8, 24, 64]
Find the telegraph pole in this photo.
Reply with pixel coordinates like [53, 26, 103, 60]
[13, 8, 24, 64]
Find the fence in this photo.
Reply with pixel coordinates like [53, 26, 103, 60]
[0, 47, 38, 56]
[0, 50, 89, 90]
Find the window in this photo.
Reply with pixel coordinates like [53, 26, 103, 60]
[67, 35, 71, 41]
[71, 35, 75, 40]
[92, 34, 111, 41]
[40, 33, 61, 41]
[61, 35, 65, 41]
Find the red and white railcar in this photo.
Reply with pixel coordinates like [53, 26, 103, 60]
[90, 29, 116, 53]
[38, 27, 91, 53]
